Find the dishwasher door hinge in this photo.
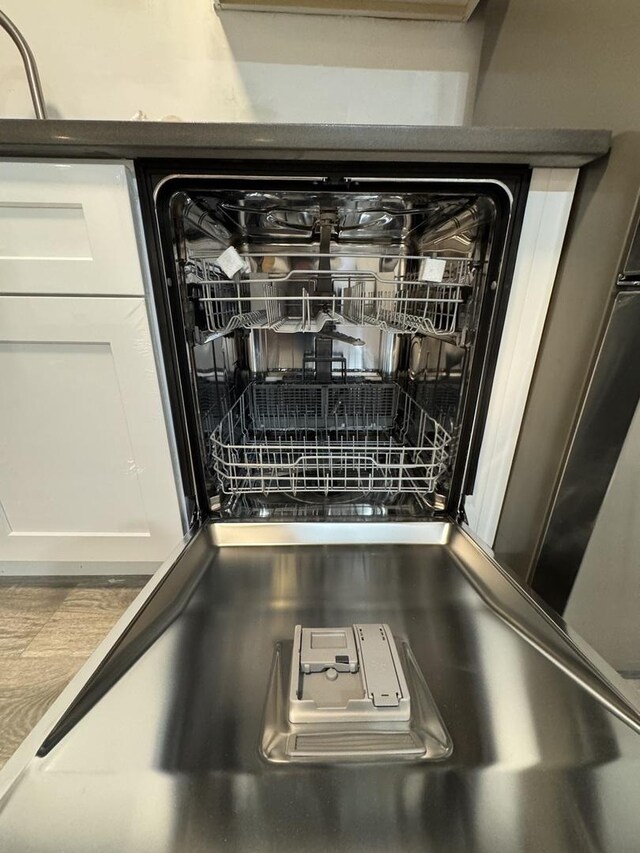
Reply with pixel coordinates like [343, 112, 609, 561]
[454, 503, 468, 526]
[450, 491, 468, 526]
[184, 497, 201, 531]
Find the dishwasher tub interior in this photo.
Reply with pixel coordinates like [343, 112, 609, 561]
[162, 183, 501, 520]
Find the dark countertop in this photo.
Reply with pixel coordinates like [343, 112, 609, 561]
[0, 120, 611, 166]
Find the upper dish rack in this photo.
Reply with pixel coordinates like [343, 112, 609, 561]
[190, 257, 475, 342]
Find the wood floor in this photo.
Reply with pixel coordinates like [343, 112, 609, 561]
[0, 577, 148, 769]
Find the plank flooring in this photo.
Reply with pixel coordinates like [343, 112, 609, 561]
[0, 577, 147, 769]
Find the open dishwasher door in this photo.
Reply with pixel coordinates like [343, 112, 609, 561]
[1, 520, 639, 853]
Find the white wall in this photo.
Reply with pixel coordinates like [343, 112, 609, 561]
[0, 0, 483, 124]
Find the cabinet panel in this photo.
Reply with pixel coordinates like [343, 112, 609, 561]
[0, 162, 145, 295]
[216, 0, 479, 21]
[0, 297, 183, 563]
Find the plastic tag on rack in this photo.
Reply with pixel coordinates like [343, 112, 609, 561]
[215, 246, 245, 278]
[423, 258, 447, 282]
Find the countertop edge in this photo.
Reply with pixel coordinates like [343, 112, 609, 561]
[0, 121, 612, 167]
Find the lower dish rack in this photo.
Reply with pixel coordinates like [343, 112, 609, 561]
[210, 381, 451, 496]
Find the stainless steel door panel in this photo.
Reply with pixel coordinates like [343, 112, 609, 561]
[534, 289, 640, 613]
[1, 522, 639, 852]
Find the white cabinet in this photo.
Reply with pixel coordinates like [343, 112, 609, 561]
[217, 0, 479, 22]
[0, 162, 146, 296]
[0, 296, 183, 566]
[0, 160, 184, 573]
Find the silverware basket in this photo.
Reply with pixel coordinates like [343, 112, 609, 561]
[210, 381, 451, 496]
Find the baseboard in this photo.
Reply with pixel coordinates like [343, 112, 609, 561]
[0, 560, 159, 577]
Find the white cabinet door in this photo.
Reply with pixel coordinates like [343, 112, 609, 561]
[0, 296, 183, 565]
[0, 162, 145, 296]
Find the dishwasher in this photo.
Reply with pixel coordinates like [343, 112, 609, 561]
[2, 162, 640, 852]
[166, 179, 503, 525]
